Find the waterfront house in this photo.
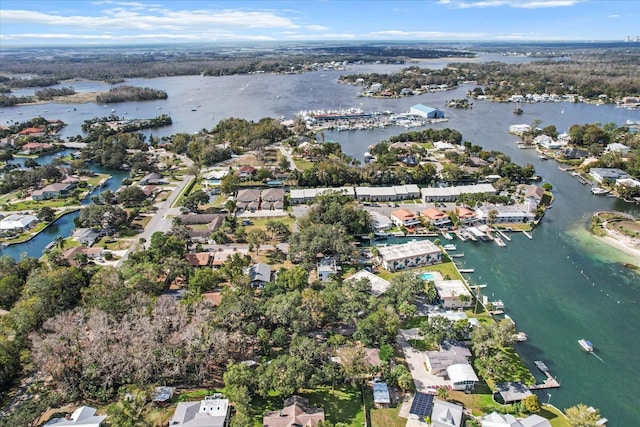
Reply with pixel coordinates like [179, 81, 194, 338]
[481, 411, 551, 427]
[390, 208, 420, 228]
[475, 204, 536, 224]
[170, 395, 230, 427]
[18, 127, 45, 137]
[421, 207, 451, 228]
[244, 263, 272, 287]
[20, 142, 53, 154]
[262, 396, 325, 427]
[456, 207, 477, 224]
[376, 240, 442, 272]
[410, 104, 445, 119]
[44, 405, 106, 426]
[447, 363, 479, 391]
[32, 182, 75, 200]
[434, 280, 473, 308]
[494, 382, 532, 404]
[589, 168, 632, 184]
[0, 213, 38, 232]
[373, 381, 391, 408]
[517, 184, 545, 207]
[72, 228, 102, 246]
[508, 124, 531, 136]
[431, 399, 464, 427]
[346, 269, 391, 297]
[533, 135, 563, 149]
[369, 211, 393, 231]
[616, 177, 640, 189]
[425, 340, 472, 376]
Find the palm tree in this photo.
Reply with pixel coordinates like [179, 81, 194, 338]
[54, 235, 66, 251]
[436, 386, 449, 401]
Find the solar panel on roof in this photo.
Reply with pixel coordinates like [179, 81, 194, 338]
[409, 392, 434, 417]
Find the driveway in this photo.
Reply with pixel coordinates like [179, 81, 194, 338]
[397, 329, 449, 393]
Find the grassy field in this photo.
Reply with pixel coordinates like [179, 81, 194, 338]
[370, 406, 406, 427]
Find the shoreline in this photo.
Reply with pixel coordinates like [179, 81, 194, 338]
[595, 232, 640, 260]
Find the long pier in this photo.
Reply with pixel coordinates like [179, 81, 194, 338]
[529, 360, 560, 390]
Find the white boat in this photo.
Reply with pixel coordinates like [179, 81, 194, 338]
[579, 339, 594, 352]
[443, 244, 457, 251]
[591, 187, 609, 195]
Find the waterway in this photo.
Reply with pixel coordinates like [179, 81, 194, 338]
[0, 54, 639, 424]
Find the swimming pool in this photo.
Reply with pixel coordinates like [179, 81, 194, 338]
[420, 272, 436, 281]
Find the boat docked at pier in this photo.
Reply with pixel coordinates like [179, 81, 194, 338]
[579, 339, 594, 352]
[443, 244, 456, 251]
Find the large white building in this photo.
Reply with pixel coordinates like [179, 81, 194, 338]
[421, 184, 496, 202]
[434, 280, 473, 309]
[475, 204, 536, 224]
[0, 213, 39, 231]
[376, 240, 442, 272]
[410, 104, 445, 119]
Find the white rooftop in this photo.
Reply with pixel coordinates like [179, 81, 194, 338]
[346, 269, 391, 297]
[377, 240, 441, 262]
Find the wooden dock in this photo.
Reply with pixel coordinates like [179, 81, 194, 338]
[529, 360, 560, 390]
[523, 231, 533, 239]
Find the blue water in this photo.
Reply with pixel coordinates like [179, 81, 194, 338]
[420, 272, 436, 281]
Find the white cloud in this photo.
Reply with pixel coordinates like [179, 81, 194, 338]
[0, 7, 301, 32]
[608, 14, 619, 18]
[286, 33, 356, 40]
[304, 25, 330, 31]
[438, 0, 583, 8]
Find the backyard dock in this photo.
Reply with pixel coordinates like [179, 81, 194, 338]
[523, 231, 533, 239]
[529, 360, 561, 390]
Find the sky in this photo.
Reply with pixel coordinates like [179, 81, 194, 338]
[0, 0, 638, 47]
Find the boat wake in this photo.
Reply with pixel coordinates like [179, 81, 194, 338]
[591, 352, 606, 364]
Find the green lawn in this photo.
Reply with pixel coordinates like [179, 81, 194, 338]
[370, 407, 406, 427]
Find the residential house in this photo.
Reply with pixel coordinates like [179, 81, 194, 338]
[456, 207, 477, 224]
[63, 247, 105, 266]
[346, 269, 391, 297]
[184, 252, 212, 268]
[434, 280, 473, 309]
[509, 124, 531, 136]
[369, 211, 393, 231]
[44, 406, 106, 426]
[410, 104, 445, 119]
[289, 187, 355, 204]
[481, 411, 552, 427]
[72, 228, 102, 246]
[390, 208, 420, 228]
[262, 396, 325, 427]
[236, 188, 261, 212]
[589, 168, 632, 184]
[376, 240, 442, 272]
[139, 172, 166, 185]
[517, 184, 545, 208]
[0, 213, 39, 231]
[431, 399, 464, 427]
[20, 141, 53, 154]
[533, 135, 562, 149]
[212, 248, 249, 266]
[426, 340, 472, 376]
[260, 188, 285, 210]
[32, 182, 75, 200]
[170, 395, 230, 427]
[18, 127, 45, 137]
[446, 363, 479, 391]
[317, 257, 339, 281]
[494, 382, 533, 404]
[245, 263, 272, 287]
[475, 204, 536, 224]
[555, 147, 588, 160]
[235, 166, 256, 179]
[372, 382, 391, 408]
[421, 207, 451, 228]
[604, 143, 630, 155]
[616, 177, 640, 188]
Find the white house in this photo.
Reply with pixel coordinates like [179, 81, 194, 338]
[589, 168, 632, 184]
[346, 269, 391, 297]
[604, 143, 630, 155]
[446, 363, 479, 391]
[475, 204, 536, 223]
[431, 399, 464, 427]
[170, 395, 230, 427]
[509, 124, 531, 135]
[390, 208, 421, 228]
[434, 280, 473, 308]
[481, 411, 552, 427]
[45, 406, 106, 426]
[0, 213, 39, 231]
[533, 134, 563, 149]
[377, 240, 442, 272]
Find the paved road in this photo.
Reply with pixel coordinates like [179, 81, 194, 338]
[278, 145, 300, 171]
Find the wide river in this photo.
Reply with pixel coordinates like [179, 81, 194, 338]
[1, 54, 639, 424]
